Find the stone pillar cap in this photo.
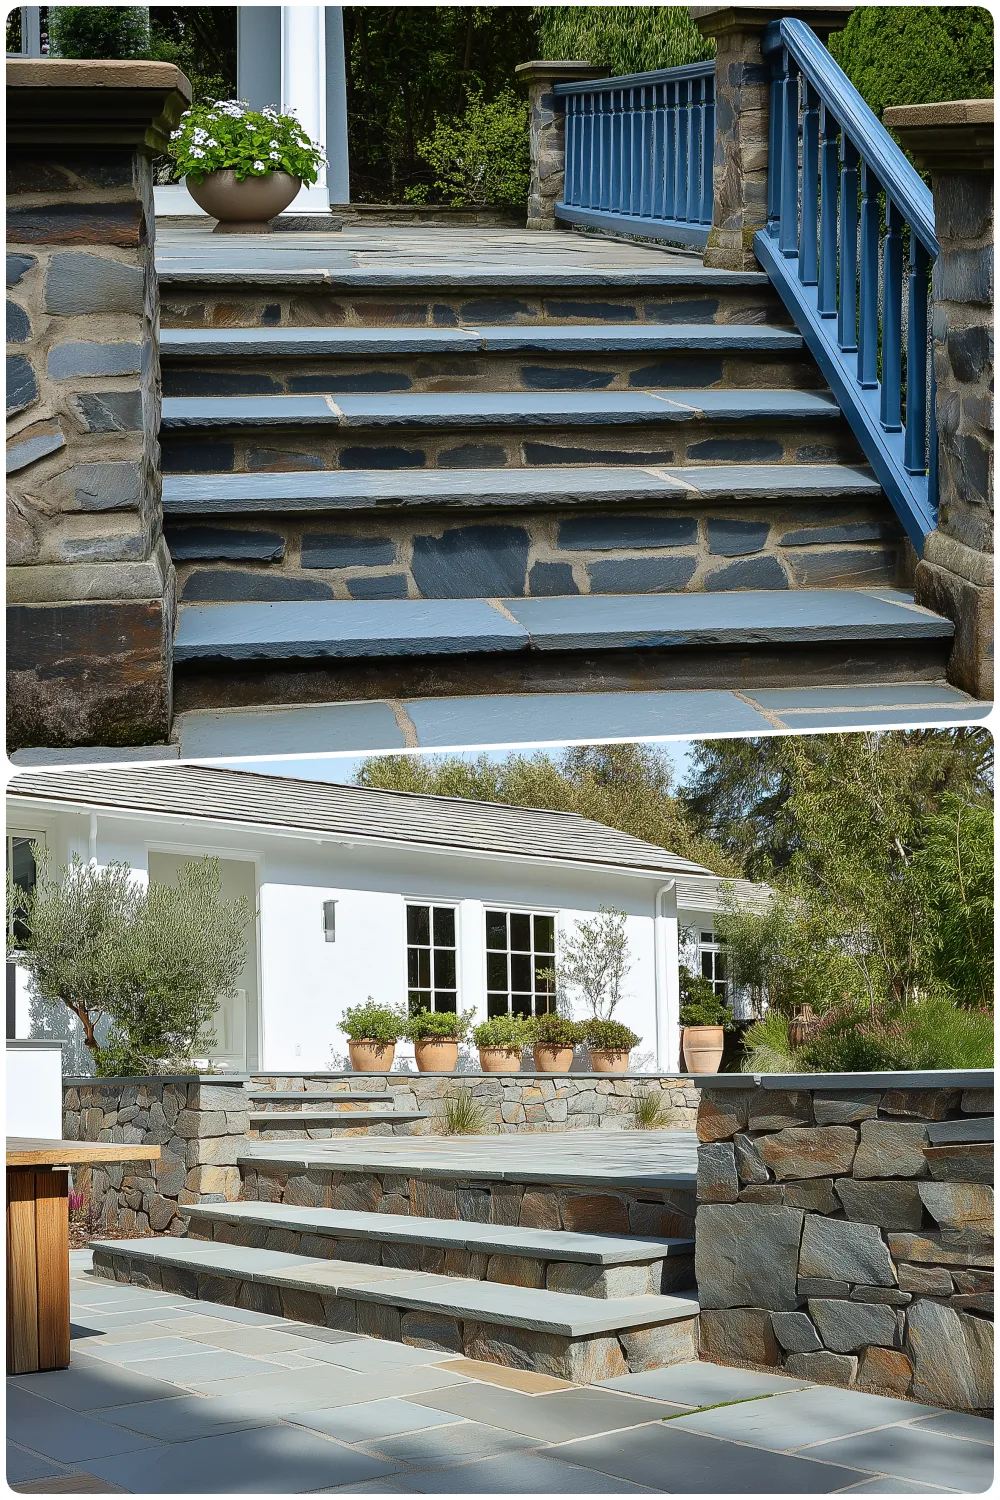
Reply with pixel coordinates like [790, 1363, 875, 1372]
[884, 99, 993, 174]
[692, 7, 854, 39]
[516, 60, 611, 87]
[7, 58, 192, 153]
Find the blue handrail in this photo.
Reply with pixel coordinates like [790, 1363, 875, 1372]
[553, 61, 715, 249]
[757, 18, 938, 552]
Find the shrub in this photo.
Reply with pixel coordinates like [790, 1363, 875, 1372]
[48, 6, 151, 59]
[678, 966, 734, 1030]
[340, 999, 406, 1044]
[473, 1014, 528, 1050]
[168, 100, 325, 185]
[528, 1014, 585, 1049]
[740, 1011, 803, 1075]
[631, 1092, 673, 1130]
[405, 1008, 474, 1042]
[535, 6, 713, 75]
[583, 1017, 640, 1053]
[830, 7, 993, 117]
[443, 1090, 490, 1135]
[406, 88, 530, 207]
[800, 998, 994, 1073]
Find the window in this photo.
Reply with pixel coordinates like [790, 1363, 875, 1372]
[699, 930, 728, 1001]
[485, 910, 555, 1018]
[6, 833, 40, 947]
[406, 904, 457, 1014]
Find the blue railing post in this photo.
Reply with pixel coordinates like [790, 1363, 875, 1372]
[857, 161, 881, 388]
[837, 137, 859, 353]
[799, 80, 820, 284]
[904, 238, 929, 475]
[817, 103, 839, 315]
[879, 199, 904, 431]
[779, 52, 799, 256]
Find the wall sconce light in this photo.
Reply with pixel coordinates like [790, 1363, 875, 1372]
[322, 900, 337, 942]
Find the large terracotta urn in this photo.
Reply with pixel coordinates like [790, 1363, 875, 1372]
[414, 1038, 459, 1073]
[589, 1048, 631, 1074]
[682, 1025, 725, 1074]
[478, 1046, 523, 1075]
[533, 1043, 574, 1074]
[349, 1039, 395, 1073]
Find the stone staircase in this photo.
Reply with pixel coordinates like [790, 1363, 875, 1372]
[247, 1087, 429, 1140]
[156, 254, 954, 721]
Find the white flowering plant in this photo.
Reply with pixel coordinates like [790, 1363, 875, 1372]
[168, 100, 325, 184]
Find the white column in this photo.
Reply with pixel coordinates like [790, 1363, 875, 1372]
[281, 4, 331, 214]
[654, 883, 682, 1073]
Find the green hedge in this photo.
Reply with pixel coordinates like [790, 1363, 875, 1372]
[535, 6, 713, 76]
[830, 6, 993, 114]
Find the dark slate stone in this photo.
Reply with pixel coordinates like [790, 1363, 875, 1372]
[705, 555, 788, 590]
[163, 371, 282, 397]
[44, 252, 144, 315]
[347, 573, 409, 599]
[7, 253, 36, 287]
[542, 300, 636, 323]
[439, 443, 508, 468]
[947, 326, 991, 384]
[432, 304, 459, 327]
[247, 448, 325, 472]
[8, 149, 134, 193]
[707, 518, 770, 556]
[72, 390, 143, 432]
[411, 525, 530, 599]
[528, 562, 579, 596]
[289, 373, 412, 393]
[779, 522, 899, 546]
[522, 366, 615, 391]
[642, 298, 720, 324]
[7, 300, 30, 343]
[935, 246, 993, 307]
[629, 357, 723, 388]
[6, 424, 66, 473]
[558, 515, 697, 550]
[787, 547, 897, 586]
[459, 298, 533, 322]
[48, 341, 142, 379]
[339, 446, 425, 469]
[162, 442, 236, 474]
[166, 526, 286, 562]
[587, 556, 697, 593]
[949, 434, 990, 505]
[687, 438, 784, 462]
[696, 1203, 804, 1311]
[524, 442, 675, 466]
[262, 304, 281, 325]
[65, 461, 143, 511]
[7, 201, 144, 248]
[301, 535, 397, 569]
[795, 443, 842, 462]
[7, 355, 37, 416]
[181, 570, 334, 602]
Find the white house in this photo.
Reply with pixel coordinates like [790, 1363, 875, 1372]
[7, 766, 767, 1075]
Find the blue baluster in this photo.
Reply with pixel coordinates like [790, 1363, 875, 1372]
[767, 70, 783, 237]
[665, 81, 677, 221]
[858, 161, 881, 389]
[652, 83, 665, 220]
[818, 103, 839, 316]
[687, 76, 703, 224]
[799, 80, 819, 283]
[600, 93, 613, 211]
[927, 358, 939, 519]
[641, 84, 654, 218]
[676, 79, 690, 223]
[563, 95, 576, 206]
[904, 238, 930, 473]
[880, 198, 903, 431]
[837, 136, 859, 353]
[701, 80, 715, 223]
[780, 50, 799, 257]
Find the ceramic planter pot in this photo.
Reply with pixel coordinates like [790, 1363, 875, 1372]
[533, 1043, 574, 1074]
[348, 1039, 395, 1073]
[414, 1038, 459, 1073]
[589, 1048, 631, 1074]
[478, 1046, 522, 1075]
[682, 1025, 725, 1074]
[186, 169, 301, 233]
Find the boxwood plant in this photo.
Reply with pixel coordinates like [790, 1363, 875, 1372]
[528, 1013, 585, 1049]
[405, 1008, 475, 1042]
[169, 100, 325, 184]
[340, 999, 406, 1044]
[472, 1014, 528, 1050]
[582, 1018, 640, 1052]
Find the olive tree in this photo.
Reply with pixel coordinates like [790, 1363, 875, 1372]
[548, 905, 631, 1020]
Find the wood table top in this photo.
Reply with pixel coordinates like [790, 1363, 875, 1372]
[6, 1137, 161, 1168]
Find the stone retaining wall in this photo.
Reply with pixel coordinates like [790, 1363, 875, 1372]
[693, 1071, 993, 1413]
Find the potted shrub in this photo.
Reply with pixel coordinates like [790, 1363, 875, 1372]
[528, 1014, 583, 1074]
[679, 967, 734, 1074]
[405, 1008, 473, 1073]
[473, 1014, 527, 1074]
[168, 100, 326, 233]
[583, 1017, 640, 1074]
[341, 999, 405, 1073]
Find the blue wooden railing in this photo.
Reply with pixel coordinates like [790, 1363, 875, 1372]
[554, 61, 715, 248]
[756, 19, 938, 552]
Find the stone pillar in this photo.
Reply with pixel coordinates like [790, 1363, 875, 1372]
[515, 61, 609, 231]
[885, 100, 994, 699]
[6, 60, 190, 752]
[691, 8, 854, 272]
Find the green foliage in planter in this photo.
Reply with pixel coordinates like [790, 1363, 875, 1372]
[341, 999, 406, 1044]
[528, 1013, 585, 1049]
[582, 1017, 640, 1052]
[535, 5, 713, 76]
[678, 966, 734, 1031]
[830, 7, 993, 117]
[473, 1013, 528, 1050]
[405, 89, 530, 207]
[405, 1007, 475, 1042]
[48, 6, 151, 59]
[443, 1090, 490, 1135]
[168, 100, 325, 185]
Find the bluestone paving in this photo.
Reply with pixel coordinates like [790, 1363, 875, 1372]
[10, 1352, 183, 1410]
[6, 1388, 161, 1465]
[670, 1388, 943, 1451]
[801, 1426, 994, 1491]
[75, 1336, 231, 1366]
[843, 1481, 950, 1494]
[185, 1361, 469, 1412]
[747, 683, 975, 710]
[289, 1397, 467, 1444]
[388, 1450, 661, 1492]
[409, 1385, 681, 1442]
[98, 1396, 270, 1442]
[7, 1441, 74, 1486]
[599, 1363, 809, 1403]
[92, 1349, 293, 1384]
[914, 1411, 996, 1445]
[774, 706, 990, 728]
[298, 1341, 465, 1374]
[360, 1420, 541, 1468]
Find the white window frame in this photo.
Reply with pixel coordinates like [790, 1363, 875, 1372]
[698, 928, 729, 1001]
[483, 904, 558, 1020]
[403, 898, 460, 1014]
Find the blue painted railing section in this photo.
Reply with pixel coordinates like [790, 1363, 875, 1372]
[756, 19, 939, 551]
[554, 62, 715, 249]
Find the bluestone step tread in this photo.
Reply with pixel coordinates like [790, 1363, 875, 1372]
[90, 1238, 700, 1337]
[250, 1110, 427, 1125]
[157, 266, 771, 289]
[162, 463, 883, 516]
[179, 1202, 695, 1265]
[173, 590, 953, 665]
[160, 323, 804, 357]
[160, 389, 841, 428]
[248, 1091, 394, 1103]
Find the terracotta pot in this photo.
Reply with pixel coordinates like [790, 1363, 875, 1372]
[186, 169, 301, 233]
[348, 1039, 395, 1073]
[589, 1048, 631, 1074]
[533, 1043, 575, 1074]
[478, 1046, 523, 1075]
[414, 1038, 459, 1073]
[682, 1025, 725, 1074]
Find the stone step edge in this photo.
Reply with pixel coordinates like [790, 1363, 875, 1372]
[88, 1238, 700, 1337]
[179, 1201, 695, 1266]
[247, 1091, 394, 1103]
[156, 267, 771, 290]
[250, 1110, 428, 1125]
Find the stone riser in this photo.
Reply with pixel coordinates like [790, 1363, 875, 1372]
[238, 1162, 697, 1240]
[167, 501, 904, 605]
[161, 350, 822, 399]
[172, 639, 954, 717]
[161, 420, 863, 476]
[159, 286, 791, 331]
[249, 1120, 429, 1139]
[90, 1247, 699, 1381]
[186, 1217, 696, 1297]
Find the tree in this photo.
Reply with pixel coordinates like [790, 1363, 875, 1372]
[535, 7, 713, 75]
[48, 6, 151, 59]
[8, 854, 251, 1076]
[551, 906, 630, 1020]
[830, 7, 993, 118]
[912, 796, 993, 1011]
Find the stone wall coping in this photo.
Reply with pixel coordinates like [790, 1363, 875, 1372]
[691, 7, 855, 40]
[692, 1068, 994, 1090]
[884, 99, 994, 130]
[7, 58, 189, 91]
[882, 101, 993, 174]
[7, 58, 192, 154]
[63, 1071, 695, 1085]
[62, 1074, 244, 1087]
[515, 60, 610, 86]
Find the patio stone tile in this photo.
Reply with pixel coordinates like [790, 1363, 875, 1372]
[844, 1481, 951, 1494]
[251, 1351, 326, 1370]
[83, 1423, 401, 1493]
[408, 1385, 677, 1442]
[547, 1425, 868, 1493]
[802, 1427, 994, 1491]
[166, 1327, 312, 1356]
[279, 1325, 364, 1346]
[598, 1362, 807, 1406]
[440, 1358, 576, 1392]
[186, 1361, 469, 1413]
[73, 1313, 209, 1342]
[6, 1388, 161, 1465]
[7, 1440, 75, 1485]
[388, 1450, 662, 1492]
[360, 1420, 541, 1468]
[68, 1307, 195, 1333]
[293, 1397, 467, 1444]
[10, 1352, 183, 1410]
[670, 1389, 943, 1451]
[158, 1312, 297, 1336]
[912, 1412, 994, 1445]
[77, 1337, 224, 1366]
[96, 1396, 271, 1442]
[306, 1340, 465, 1373]
[11, 1475, 128, 1494]
[316, 1484, 414, 1494]
[110, 1348, 302, 1383]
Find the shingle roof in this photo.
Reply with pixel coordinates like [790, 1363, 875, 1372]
[9, 765, 716, 879]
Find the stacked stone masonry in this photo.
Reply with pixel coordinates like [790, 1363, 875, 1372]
[694, 1077, 993, 1413]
